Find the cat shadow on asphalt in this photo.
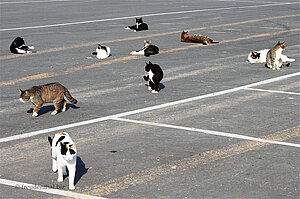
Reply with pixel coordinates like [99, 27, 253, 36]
[27, 104, 80, 116]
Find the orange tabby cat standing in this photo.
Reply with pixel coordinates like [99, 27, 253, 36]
[19, 82, 77, 117]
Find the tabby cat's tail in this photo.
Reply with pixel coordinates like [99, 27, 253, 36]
[64, 89, 78, 104]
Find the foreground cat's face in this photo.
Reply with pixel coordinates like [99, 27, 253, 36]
[61, 142, 76, 161]
[136, 17, 143, 24]
[19, 89, 31, 103]
[276, 41, 285, 49]
[145, 61, 153, 72]
[143, 40, 152, 46]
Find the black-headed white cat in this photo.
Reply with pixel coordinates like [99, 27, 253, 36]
[92, 44, 111, 59]
[130, 40, 159, 57]
[10, 37, 35, 54]
[143, 61, 163, 93]
[48, 132, 77, 190]
[125, 17, 148, 32]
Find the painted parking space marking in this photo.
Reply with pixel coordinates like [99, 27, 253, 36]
[111, 118, 300, 148]
[243, 88, 300, 96]
[0, 178, 106, 199]
[1, 2, 298, 32]
[0, 72, 299, 144]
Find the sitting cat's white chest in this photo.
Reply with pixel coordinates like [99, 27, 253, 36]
[148, 70, 154, 82]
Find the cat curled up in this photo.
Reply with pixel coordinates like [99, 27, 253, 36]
[143, 61, 163, 93]
[19, 82, 77, 117]
[10, 37, 35, 54]
[266, 41, 293, 70]
[130, 40, 159, 57]
[92, 44, 111, 59]
[125, 17, 148, 32]
[181, 31, 218, 45]
[48, 132, 77, 190]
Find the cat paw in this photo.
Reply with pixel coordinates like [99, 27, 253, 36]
[32, 112, 38, 117]
[52, 168, 58, 172]
[148, 87, 152, 91]
[57, 177, 63, 182]
[62, 108, 66, 112]
[69, 185, 75, 190]
[51, 111, 57, 115]
[151, 90, 159, 94]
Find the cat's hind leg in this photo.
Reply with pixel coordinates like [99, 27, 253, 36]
[62, 99, 67, 112]
[51, 101, 63, 115]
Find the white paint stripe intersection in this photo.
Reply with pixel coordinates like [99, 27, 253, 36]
[0, 72, 299, 144]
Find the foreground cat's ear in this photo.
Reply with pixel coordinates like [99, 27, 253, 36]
[148, 61, 152, 65]
[19, 89, 23, 94]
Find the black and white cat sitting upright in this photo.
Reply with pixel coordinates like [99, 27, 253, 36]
[130, 40, 159, 57]
[144, 61, 163, 93]
[10, 37, 35, 54]
[125, 17, 148, 32]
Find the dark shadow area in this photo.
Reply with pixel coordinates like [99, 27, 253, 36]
[27, 104, 80, 116]
[74, 156, 88, 185]
[158, 83, 165, 90]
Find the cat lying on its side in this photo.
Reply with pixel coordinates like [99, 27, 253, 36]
[248, 42, 295, 70]
[181, 31, 219, 45]
[92, 44, 111, 59]
[10, 37, 35, 54]
[144, 61, 163, 93]
[48, 132, 77, 190]
[130, 40, 159, 57]
[19, 82, 77, 117]
[125, 17, 148, 32]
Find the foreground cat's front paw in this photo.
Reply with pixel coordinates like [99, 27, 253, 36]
[51, 110, 58, 115]
[32, 112, 38, 117]
[148, 86, 152, 91]
[57, 177, 63, 182]
[69, 185, 75, 190]
[151, 90, 159, 94]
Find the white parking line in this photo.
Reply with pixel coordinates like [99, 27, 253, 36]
[0, 0, 85, 5]
[0, 72, 299, 144]
[111, 118, 300, 148]
[243, 88, 300, 96]
[0, 178, 106, 199]
[0, 2, 298, 32]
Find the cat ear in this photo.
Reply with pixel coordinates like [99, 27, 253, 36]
[48, 136, 53, 146]
[19, 89, 23, 94]
[149, 61, 152, 65]
[149, 40, 152, 44]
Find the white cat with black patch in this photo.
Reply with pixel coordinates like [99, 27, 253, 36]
[143, 61, 163, 93]
[248, 49, 295, 64]
[92, 44, 111, 59]
[48, 132, 77, 190]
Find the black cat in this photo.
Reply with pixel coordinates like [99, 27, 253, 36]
[125, 17, 148, 32]
[143, 61, 163, 93]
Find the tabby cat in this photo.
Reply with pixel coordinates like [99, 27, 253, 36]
[266, 41, 291, 70]
[130, 40, 159, 57]
[19, 82, 77, 117]
[181, 31, 218, 45]
[248, 48, 295, 64]
[48, 132, 77, 190]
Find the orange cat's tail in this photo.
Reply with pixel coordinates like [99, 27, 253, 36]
[64, 89, 77, 104]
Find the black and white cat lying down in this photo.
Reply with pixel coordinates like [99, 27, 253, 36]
[125, 17, 148, 32]
[130, 40, 159, 57]
[10, 37, 35, 54]
[144, 61, 163, 93]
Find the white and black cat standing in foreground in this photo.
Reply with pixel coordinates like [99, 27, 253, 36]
[10, 37, 35, 54]
[125, 17, 148, 32]
[48, 132, 77, 190]
[92, 44, 111, 59]
[130, 40, 159, 57]
[144, 61, 163, 93]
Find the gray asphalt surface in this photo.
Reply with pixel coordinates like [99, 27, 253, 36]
[0, 0, 299, 198]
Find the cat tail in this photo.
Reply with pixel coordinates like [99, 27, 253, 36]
[92, 52, 97, 55]
[64, 89, 78, 104]
[210, 41, 219, 44]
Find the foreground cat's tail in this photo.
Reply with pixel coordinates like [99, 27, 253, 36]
[64, 89, 77, 104]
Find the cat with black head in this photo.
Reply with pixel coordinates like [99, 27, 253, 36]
[48, 132, 77, 190]
[10, 37, 35, 54]
[143, 61, 163, 93]
[125, 17, 148, 32]
[130, 40, 159, 57]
